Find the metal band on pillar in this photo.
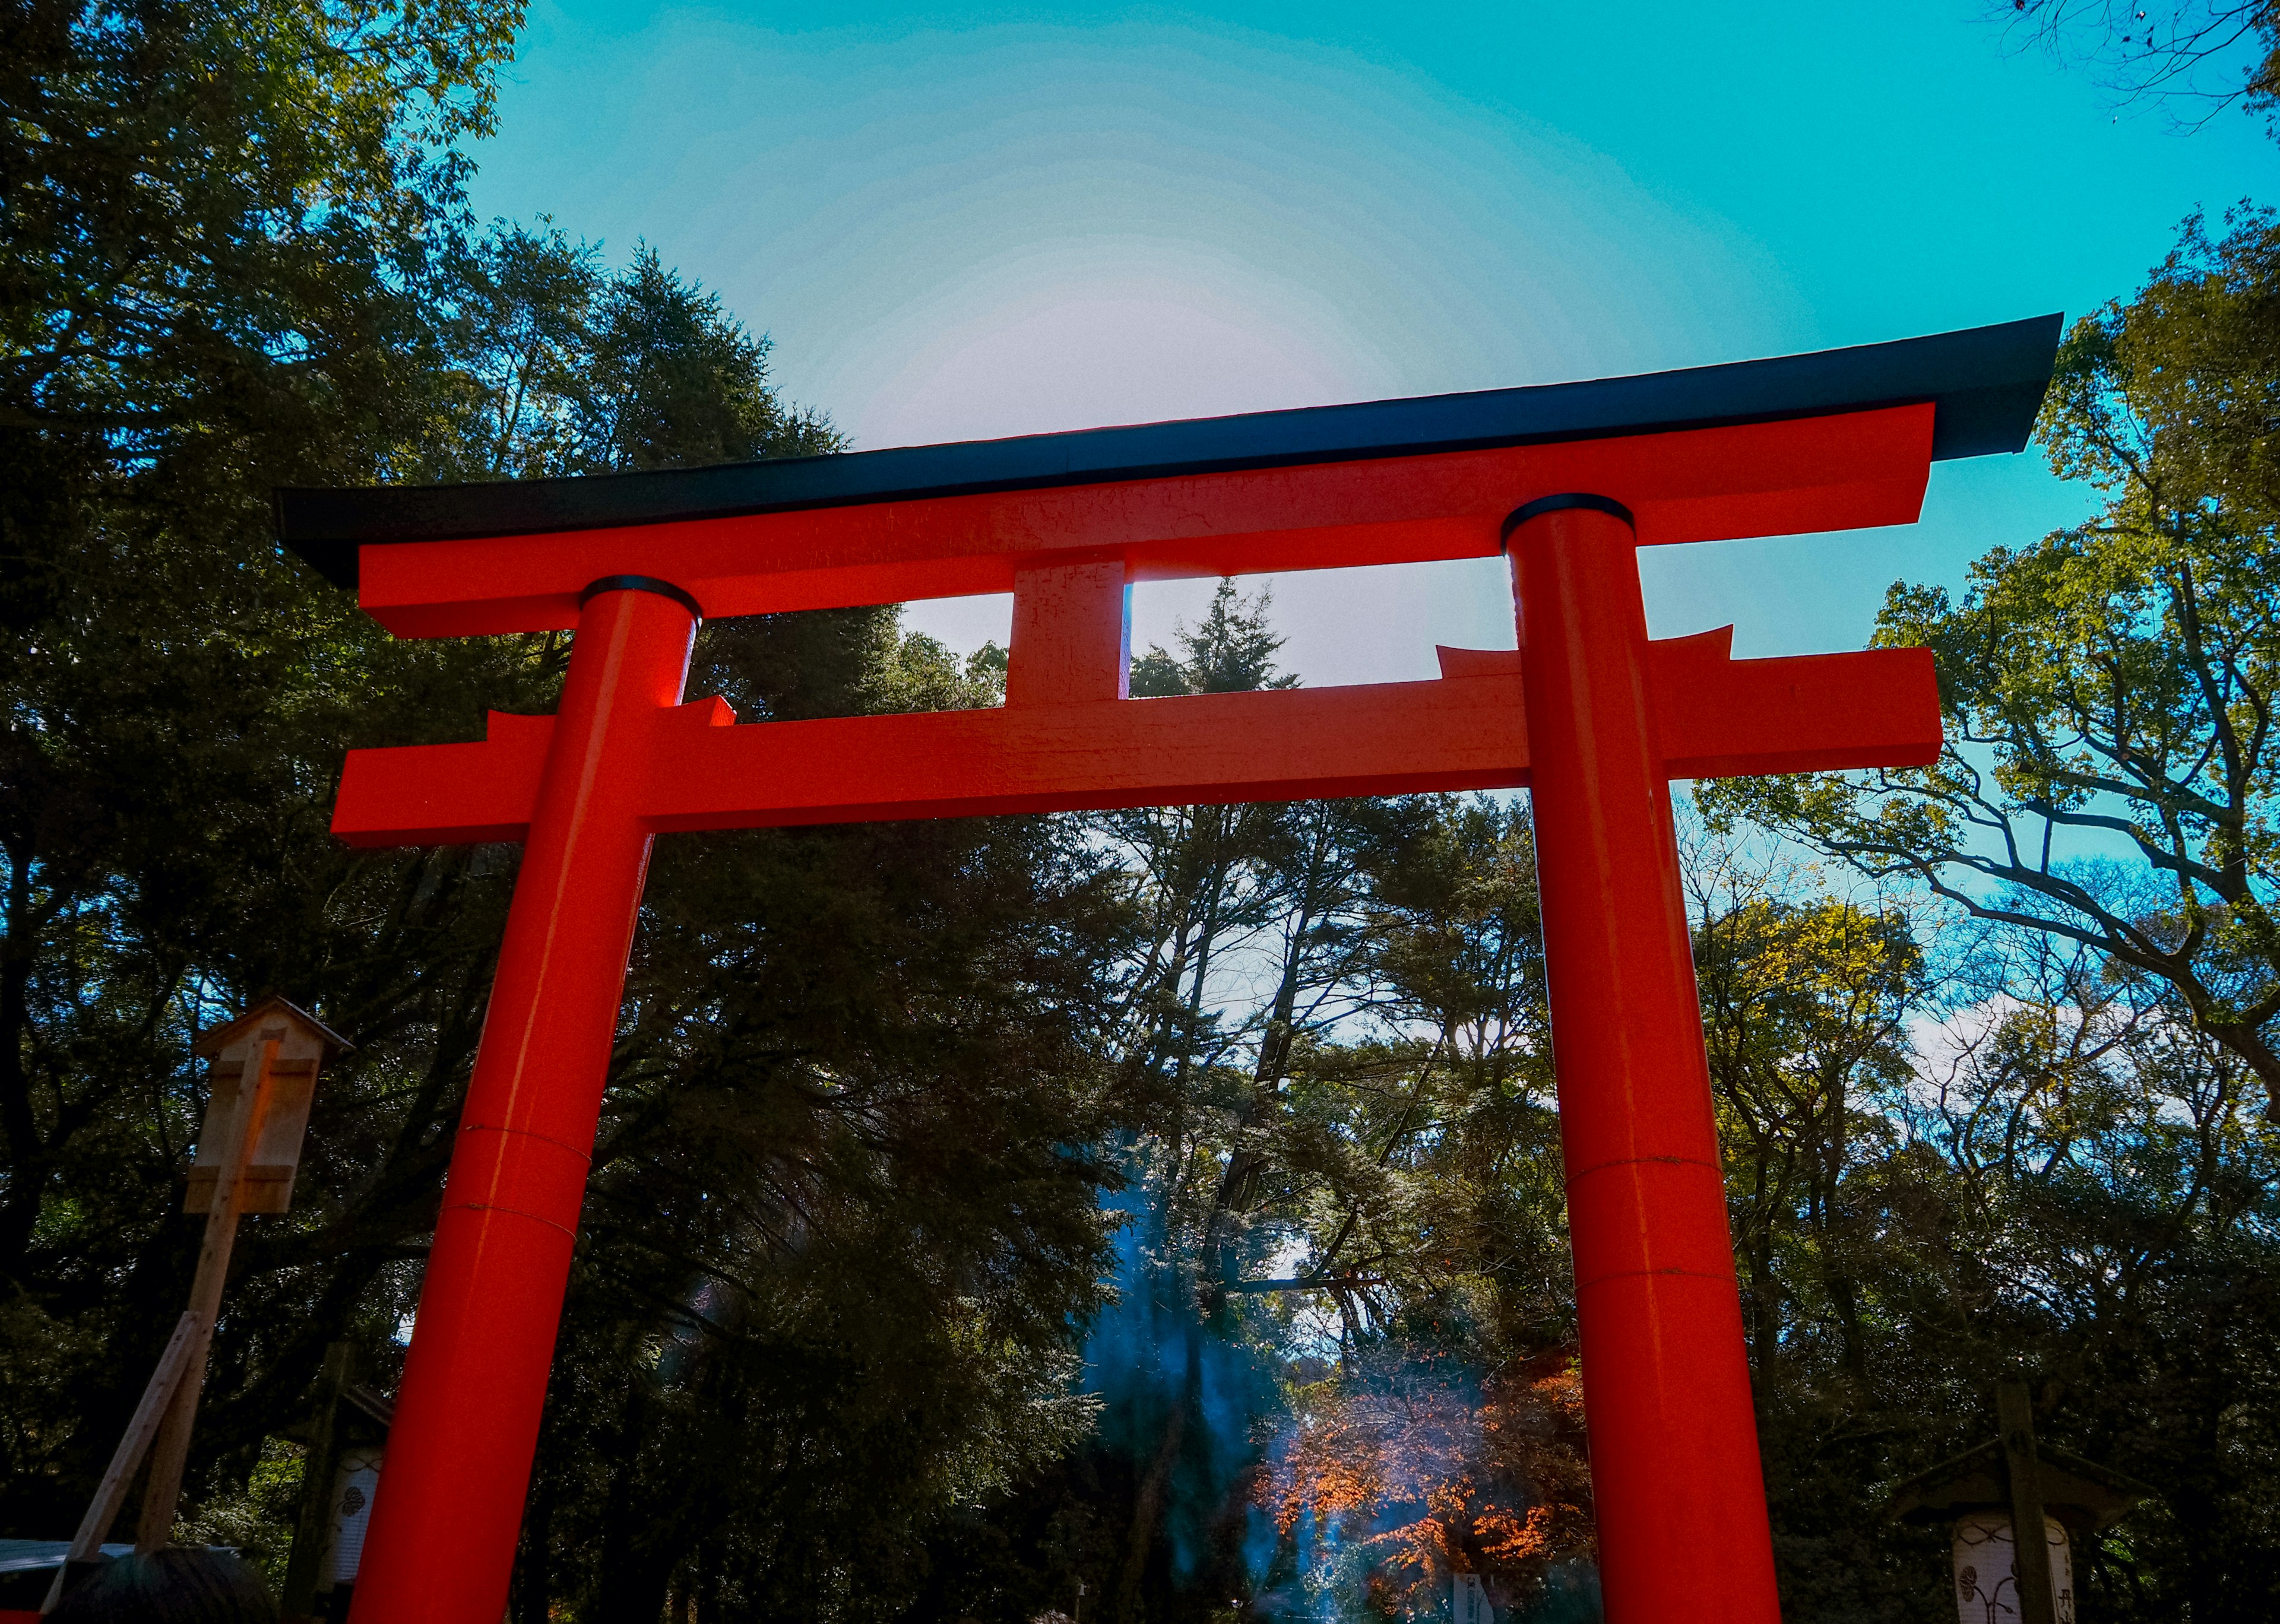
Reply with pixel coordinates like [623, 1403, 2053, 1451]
[580, 574, 705, 621]
[1501, 491, 1635, 540]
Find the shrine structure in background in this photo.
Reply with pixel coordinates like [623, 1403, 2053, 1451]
[278, 314, 2063, 1624]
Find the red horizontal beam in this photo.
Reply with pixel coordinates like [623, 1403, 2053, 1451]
[1622, 628, 1937, 778]
[331, 639, 1938, 847]
[357, 407, 1934, 639]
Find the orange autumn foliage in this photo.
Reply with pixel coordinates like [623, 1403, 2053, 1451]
[1260, 1354, 1594, 1616]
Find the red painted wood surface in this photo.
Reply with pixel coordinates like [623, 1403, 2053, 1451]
[356, 405, 1933, 637]
[340, 407, 1950, 1624]
[1008, 556, 1129, 705]
[346, 587, 696, 1624]
[331, 635, 1935, 845]
[1513, 500, 1780, 1623]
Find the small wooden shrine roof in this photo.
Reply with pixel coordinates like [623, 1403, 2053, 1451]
[190, 994, 353, 1060]
[1887, 1439, 2154, 1531]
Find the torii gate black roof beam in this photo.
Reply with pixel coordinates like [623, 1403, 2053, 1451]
[276, 312, 2063, 589]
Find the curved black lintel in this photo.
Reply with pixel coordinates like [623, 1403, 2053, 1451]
[276, 313, 2063, 589]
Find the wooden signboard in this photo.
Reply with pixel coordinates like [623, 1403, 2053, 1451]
[184, 1000, 343, 1214]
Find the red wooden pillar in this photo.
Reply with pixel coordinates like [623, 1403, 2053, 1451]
[350, 579, 699, 1624]
[1008, 558, 1129, 705]
[1508, 496, 1780, 1623]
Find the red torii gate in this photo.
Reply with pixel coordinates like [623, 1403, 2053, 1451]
[279, 315, 2060, 1624]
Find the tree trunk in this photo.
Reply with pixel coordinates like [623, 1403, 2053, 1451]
[1744, 1235, 1780, 1379]
[1114, 1315, 1201, 1624]
[2202, 1011, 2280, 1121]
[0, 857, 49, 1274]
[514, 1461, 554, 1624]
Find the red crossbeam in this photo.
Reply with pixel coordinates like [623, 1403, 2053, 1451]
[358, 406, 1931, 636]
[333, 630, 1936, 845]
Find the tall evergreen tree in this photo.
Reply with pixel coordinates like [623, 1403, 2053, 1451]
[3, 17, 1127, 1616]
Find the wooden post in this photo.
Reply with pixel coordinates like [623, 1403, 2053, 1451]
[134, 1030, 283, 1550]
[1997, 1381, 2057, 1624]
[38, 1311, 202, 1612]
[283, 1344, 357, 1619]
[39, 998, 347, 1612]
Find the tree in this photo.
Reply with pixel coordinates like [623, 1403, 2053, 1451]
[1796, 921, 2280, 1623]
[508, 627, 1132, 1622]
[904, 594, 1588, 1624]
[1, 0, 521, 498]
[3, 0, 533, 1532]
[1899, 931, 2280, 1624]
[433, 226, 840, 481]
[2, 0, 536, 1304]
[1090, 585, 1342, 1622]
[1690, 856, 1924, 1384]
[1999, 1, 2280, 129]
[1700, 210, 2280, 1116]
[1239, 798, 1595, 1622]
[3, 18, 1135, 1613]
[1259, 1342, 1592, 1622]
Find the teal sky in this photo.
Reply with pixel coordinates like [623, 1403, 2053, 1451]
[466, 2, 2272, 683]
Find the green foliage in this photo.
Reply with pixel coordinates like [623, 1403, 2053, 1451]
[520, 791, 1126, 1620]
[1700, 209, 2280, 1114]
[1692, 852, 1924, 1383]
[2, 0, 522, 501]
[173, 1435, 304, 1590]
[4, 0, 533, 1549]
[8, 15, 2280, 1624]
[914, 588, 1590, 1624]
[1724, 897, 2280, 1623]
[2, 13, 1118, 1620]
[1689, 217, 2280, 1609]
[433, 227, 842, 481]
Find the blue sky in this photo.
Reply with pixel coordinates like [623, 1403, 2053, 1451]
[466, 2, 2272, 683]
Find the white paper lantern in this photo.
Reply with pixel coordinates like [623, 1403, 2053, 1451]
[1951, 1510, 2075, 1624]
